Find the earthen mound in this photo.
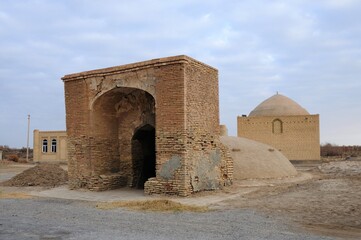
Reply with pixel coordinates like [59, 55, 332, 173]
[221, 136, 297, 180]
[1, 163, 68, 187]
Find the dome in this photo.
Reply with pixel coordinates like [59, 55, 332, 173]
[249, 94, 309, 117]
[220, 136, 297, 180]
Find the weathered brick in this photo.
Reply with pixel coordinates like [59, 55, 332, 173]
[62, 55, 233, 196]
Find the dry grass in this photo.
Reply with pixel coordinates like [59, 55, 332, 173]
[0, 192, 33, 199]
[96, 199, 209, 212]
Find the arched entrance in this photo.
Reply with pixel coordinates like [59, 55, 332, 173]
[63, 55, 232, 196]
[131, 124, 156, 189]
[90, 87, 155, 187]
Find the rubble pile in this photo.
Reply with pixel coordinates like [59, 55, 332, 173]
[2, 163, 68, 187]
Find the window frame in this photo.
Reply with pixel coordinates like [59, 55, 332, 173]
[42, 139, 48, 153]
[51, 139, 57, 153]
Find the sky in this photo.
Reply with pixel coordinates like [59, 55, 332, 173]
[0, 0, 360, 148]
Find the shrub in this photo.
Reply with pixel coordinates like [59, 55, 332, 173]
[321, 143, 342, 157]
[7, 155, 19, 162]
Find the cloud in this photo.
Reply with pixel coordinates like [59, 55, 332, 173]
[0, 0, 360, 147]
[323, 0, 359, 8]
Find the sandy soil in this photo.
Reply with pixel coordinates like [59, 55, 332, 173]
[1, 163, 67, 187]
[220, 160, 361, 239]
[1, 160, 361, 239]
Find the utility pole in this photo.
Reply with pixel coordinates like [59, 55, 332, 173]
[26, 114, 30, 162]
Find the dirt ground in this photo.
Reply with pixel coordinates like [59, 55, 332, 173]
[1, 160, 361, 239]
[221, 160, 361, 239]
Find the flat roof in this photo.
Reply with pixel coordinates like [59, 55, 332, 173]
[62, 55, 217, 82]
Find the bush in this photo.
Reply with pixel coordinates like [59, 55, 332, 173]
[321, 143, 342, 157]
[7, 155, 19, 162]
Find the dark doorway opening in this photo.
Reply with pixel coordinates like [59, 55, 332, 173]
[131, 124, 156, 189]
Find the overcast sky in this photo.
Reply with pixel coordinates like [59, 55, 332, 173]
[1, 0, 360, 148]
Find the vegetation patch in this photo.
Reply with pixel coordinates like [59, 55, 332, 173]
[96, 199, 209, 212]
[0, 192, 33, 199]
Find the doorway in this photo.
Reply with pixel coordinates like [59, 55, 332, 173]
[131, 124, 156, 188]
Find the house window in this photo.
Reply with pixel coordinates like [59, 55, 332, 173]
[42, 139, 48, 153]
[272, 119, 283, 134]
[51, 139, 57, 153]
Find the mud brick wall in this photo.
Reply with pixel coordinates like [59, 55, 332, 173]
[144, 58, 233, 196]
[64, 79, 92, 188]
[237, 115, 320, 160]
[87, 174, 127, 191]
[63, 55, 232, 196]
[184, 61, 232, 192]
[146, 62, 189, 195]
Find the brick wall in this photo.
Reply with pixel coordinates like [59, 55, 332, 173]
[62, 55, 232, 196]
[184, 60, 232, 192]
[237, 115, 320, 160]
[64, 79, 92, 188]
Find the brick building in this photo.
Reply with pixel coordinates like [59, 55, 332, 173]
[62, 55, 233, 196]
[237, 93, 320, 161]
[33, 130, 67, 162]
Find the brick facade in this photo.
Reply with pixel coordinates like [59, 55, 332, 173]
[237, 114, 320, 160]
[62, 55, 232, 196]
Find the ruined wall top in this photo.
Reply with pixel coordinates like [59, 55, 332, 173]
[61, 55, 217, 82]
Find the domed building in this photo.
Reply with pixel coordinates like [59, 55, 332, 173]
[237, 93, 320, 161]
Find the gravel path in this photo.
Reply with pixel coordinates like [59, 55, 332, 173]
[0, 198, 334, 240]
